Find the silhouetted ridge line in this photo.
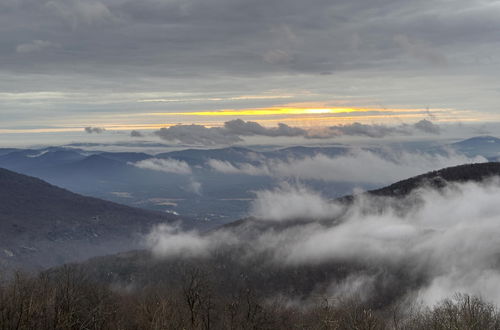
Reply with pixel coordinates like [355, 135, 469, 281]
[368, 162, 500, 198]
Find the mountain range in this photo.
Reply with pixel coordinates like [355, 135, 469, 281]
[0, 136, 498, 227]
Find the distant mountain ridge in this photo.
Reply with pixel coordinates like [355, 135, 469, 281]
[0, 137, 498, 226]
[452, 135, 500, 146]
[451, 135, 500, 159]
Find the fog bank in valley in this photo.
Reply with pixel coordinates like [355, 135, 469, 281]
[147, 178, 500, 307]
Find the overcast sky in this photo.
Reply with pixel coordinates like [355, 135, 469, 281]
[2, 0, 500, 145]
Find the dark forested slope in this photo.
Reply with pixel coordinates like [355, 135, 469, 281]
[0, 167, 191, 272]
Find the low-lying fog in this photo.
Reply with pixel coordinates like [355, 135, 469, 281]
[147, 179, 500, 307]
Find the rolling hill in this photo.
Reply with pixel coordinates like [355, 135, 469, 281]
[0, 167, 194, 273]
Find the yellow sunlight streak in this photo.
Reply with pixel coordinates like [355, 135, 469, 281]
[146, 107, 449, 117]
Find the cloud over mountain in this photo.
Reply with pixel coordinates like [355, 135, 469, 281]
[249, 183, 343, 221]
[133, 158, 192, 175]
[147, 177, 500, 306]
[131, 157, 203, 195]
[208, 149, 485, 184]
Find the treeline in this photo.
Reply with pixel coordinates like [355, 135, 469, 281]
[1, 267, 500, 329]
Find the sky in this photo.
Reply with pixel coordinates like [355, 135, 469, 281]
[2, 0, 500, 146]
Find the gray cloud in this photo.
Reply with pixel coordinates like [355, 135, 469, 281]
[186, 177, 202, 195]
[84, 126, 106, 133]
[154, 124, 242, 146]
[1, 0, 499, 79]
[319, 120, 441, 139]
[147, 223, 236, 258]
[154, 119, 442, 145]
[130, 130, 143, 137]
[147, 224, 211, 258]
[131, 157, 203, 194]
[208, 149, 486, 184]
[153, 119, 310, 146]
[414, 119, 441, 134]
[324, 122, 410, 138]
[224, 119, 306, 137]
[249, 183, 343, 221]
[278, 181, 500, 305]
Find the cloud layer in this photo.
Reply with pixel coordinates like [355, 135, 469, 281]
[3, 0, 499, 78]
[154, 119, 442, 145]
[249, 183, 343, 221]
[276, 181, 500, 305]
[322, 119, 441, 138]
[147, 178, 500, 306]
[209, 149, 486, 185]
[3, 0, 500, 136]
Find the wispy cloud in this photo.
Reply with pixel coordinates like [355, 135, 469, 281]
[209, 149, 485, 184]
[138, 94, 294, 103]
[250, 183, 344, 221]
[131, 158, 203, 195]
[133, 158, 192, 175]
[16, 40, 59, 53]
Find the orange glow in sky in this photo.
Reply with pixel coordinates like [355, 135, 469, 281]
[0, 105, 483, 135]
[146, 107, 437, 117]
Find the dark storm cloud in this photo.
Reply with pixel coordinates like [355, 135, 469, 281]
[3, 0, 500, 78]
[3, 0, 500, 133]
